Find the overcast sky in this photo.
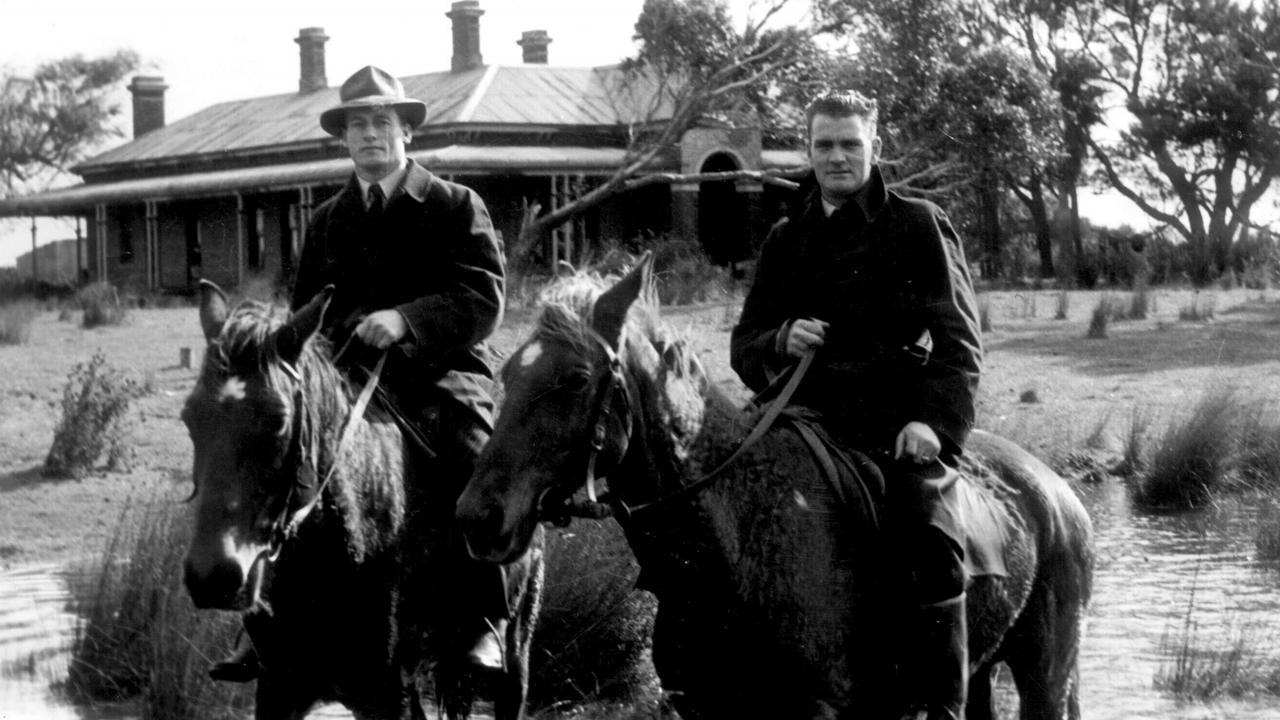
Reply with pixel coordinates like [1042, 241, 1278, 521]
[0, 0, 1164, 268]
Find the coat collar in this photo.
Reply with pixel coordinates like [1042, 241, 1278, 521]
[792, 164, 891, 225]
[341, 159, 435, 206]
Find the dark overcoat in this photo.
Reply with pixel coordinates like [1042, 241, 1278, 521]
[292, 160, 505, 431]
[730, 166, 982, 457]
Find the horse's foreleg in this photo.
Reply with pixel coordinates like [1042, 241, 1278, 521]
[965, 663, 995, 720]
[1004, 563, 1088, 720]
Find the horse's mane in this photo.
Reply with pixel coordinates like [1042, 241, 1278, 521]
[199, 300, 351, 474]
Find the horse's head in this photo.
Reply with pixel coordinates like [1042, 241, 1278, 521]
[181, 280, 333, 609]
[459, 254, 709, 563]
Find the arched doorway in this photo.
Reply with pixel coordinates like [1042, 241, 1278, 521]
[697, 152, 749, 265]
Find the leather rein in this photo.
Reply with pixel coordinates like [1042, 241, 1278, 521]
[540, 334, 815, 525]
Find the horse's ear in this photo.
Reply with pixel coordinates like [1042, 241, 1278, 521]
[198, 279, 229, 342]
[276, 285, 334, 364]
[592, 251, 654, 349]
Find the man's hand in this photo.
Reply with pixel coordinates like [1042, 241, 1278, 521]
[895, 421, 941, 464]
[785, 318, 829, 358]
[355, 310, 409, 350]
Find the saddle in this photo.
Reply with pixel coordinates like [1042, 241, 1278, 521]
[777, 408, 1010, 580]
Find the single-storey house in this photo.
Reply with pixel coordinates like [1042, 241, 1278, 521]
[0, 1, 805, 294]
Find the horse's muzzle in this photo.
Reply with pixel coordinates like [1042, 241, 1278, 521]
[184, 556, 252, 610]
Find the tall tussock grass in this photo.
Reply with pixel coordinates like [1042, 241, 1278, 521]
[64, 480, 249, 717]
[1157, 577, 1280, 701]
[1132, 386, 1240, 510]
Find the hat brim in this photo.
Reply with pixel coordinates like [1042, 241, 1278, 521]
[320, 97, 428, 136]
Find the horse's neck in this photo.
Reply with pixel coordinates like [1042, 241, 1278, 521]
[302, 363, 410, 562]
[617, 373, 750, 588]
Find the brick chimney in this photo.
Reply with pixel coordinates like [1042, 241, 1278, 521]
[517, 30, 552, 64]
[295, 27, 329, 93]
[128, 76, 168, 138]
[447, 1, 485, 72]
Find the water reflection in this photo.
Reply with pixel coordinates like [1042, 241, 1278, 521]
[4, 478, 1280, 718]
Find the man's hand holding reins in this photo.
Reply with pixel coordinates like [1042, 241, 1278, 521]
[896, 421, 941, 465]
[784, 318, 829, 358]
[355, 309, 409, 349]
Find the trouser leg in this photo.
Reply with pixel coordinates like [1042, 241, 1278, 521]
[888, 459, 968, 720]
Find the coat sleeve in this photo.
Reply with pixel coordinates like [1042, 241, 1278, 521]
[907, 207, 983, 453]
[393, 185, 505, 367]
[730, 220, 797, 393]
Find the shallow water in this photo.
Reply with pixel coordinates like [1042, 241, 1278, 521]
[3, 478, 1280, 719]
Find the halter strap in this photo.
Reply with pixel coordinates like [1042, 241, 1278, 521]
[557, 348, 815, 521]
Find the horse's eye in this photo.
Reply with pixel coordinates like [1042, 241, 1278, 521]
[562, 371, 591, 392]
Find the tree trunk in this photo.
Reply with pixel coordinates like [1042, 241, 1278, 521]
[1027, 178, 1055, 279]
[977, 180, 1003, 280]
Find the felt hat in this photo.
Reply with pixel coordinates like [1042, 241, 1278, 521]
[319, 66, 427, 137]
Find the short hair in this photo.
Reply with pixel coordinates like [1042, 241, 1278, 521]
[804, 91, 879, 138]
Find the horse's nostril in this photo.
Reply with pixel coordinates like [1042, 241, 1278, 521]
[184, 557, 245, 609]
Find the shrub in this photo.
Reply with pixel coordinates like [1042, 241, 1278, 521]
[78, 282, 128, 328]
[0, 300, 38, 345]
[649, 236, 725, 306]
[43, 352, 142, 479]
[1133, 386, 1239, 510]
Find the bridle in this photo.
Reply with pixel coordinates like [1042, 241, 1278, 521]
[537, 331, 815, 525]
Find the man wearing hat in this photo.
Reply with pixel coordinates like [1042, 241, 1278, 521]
[211, 65, 523, 681]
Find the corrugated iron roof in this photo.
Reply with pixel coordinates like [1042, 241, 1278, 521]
[0, 145, 637, 216]
[77, 64, 652, 174]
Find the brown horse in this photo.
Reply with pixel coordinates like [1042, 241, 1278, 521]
[182, 281, 544, 720]
[456, 257, 1094, 720]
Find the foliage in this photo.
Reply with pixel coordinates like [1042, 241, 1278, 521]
[1133, 385, 1240, 510]
[0, 50, 138, 193]
[0, 299, 38, 344]
[77, 281, 128, 328]
[1082, 0, 1280, 286]
[43, 352, 141, 479]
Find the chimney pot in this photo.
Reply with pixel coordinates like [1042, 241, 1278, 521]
[517, 30, 552, 65]
[128, 76, 168, 138]
[295, 27, 330, 93]
[447, 1, 485, 73]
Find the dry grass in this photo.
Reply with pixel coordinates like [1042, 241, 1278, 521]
[1132, 386, 1240, 510]
[77, 282, 128, 329]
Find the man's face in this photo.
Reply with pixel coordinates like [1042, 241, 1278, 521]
[342, 107, 411, 180]
[808, 113, 881, 205]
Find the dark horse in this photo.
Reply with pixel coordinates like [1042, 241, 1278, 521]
[182, 281, 543, 720]
[456, 257, 1094, 720]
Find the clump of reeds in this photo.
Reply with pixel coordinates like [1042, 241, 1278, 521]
[0, 299, 38, 345]
[1236, 401, 1280, 489]
[1132, 386, 1240, 510]
[978, 293, 993, 333]
[1115, 405, 1153, 477]
[1128, 280, 1150, 320]
[64, 481, 249, 718]
[1156, 575, 1280, 701]
[78, 282, 128, 329]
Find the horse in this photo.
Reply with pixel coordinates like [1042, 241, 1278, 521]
[456, 256, 1095, 720]
[181, 281, 544, 720]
